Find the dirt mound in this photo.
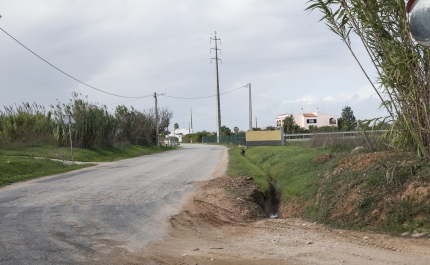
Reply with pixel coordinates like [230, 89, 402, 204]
[189, 176, 264, 226]
[136, 174, 430, 265]
[314, 153, 333, 162]
[399, 181, 430, 203]
[334, 151, 392, 173]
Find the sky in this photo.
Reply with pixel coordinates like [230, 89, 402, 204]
[0, 0, 386, 133]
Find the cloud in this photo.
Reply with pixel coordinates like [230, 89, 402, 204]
[283, 95, 318, 104]
[323, 84, 377, 103]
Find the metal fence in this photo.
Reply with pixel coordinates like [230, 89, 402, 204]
[202, 133, 246, 146]
[284, 130, 387, 142]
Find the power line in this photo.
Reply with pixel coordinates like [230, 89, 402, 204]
[0, 27, 152, 99]
[163, 85, 246, 100]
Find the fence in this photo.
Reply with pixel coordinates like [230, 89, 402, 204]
[202, 133, 246, 146]
[284, 130, 387, 142]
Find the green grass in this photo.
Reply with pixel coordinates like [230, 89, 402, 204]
[227, 144, 430, 234]
[236, 145, 341, 201]
[226, 147, 269, 191]
[0, 156, 92, 186]
[0, 144, 175, 162]
[0, 143, 176, 186]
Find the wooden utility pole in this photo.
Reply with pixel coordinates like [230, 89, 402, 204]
[154, 92, 159, 147]
[190, 107, 193, 133]
[248, 83, 252, 131]
[211, 32, 222, 143]
[68, 114, 74, 164]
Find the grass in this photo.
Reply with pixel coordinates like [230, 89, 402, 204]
[226, 147, 269, 191]
[230, 145, 341, 202]
[227, 143, 430, 234]
[0, 156, 92, 187]
[0, 143, 176, 187]
[0, 144, 175, 162]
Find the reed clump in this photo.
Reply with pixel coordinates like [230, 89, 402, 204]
[307, 0, 430, 158]
[0, 93, 172, 148]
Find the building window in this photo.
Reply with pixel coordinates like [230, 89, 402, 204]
[329, 118, 337, 125]
[307, 119, 317, 124]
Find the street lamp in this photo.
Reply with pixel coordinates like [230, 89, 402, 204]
[154, 92, 165, 147]
[407, 0, 430, 46]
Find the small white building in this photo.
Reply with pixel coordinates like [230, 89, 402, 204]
[276, 108, 337, 130]
[166, 128, 193, 143]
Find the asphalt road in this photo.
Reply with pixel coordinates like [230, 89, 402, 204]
[0, 144, 227, 264]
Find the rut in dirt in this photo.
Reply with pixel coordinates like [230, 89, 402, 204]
[254, 179, 281, 219]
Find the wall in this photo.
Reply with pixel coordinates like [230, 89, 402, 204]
[246, 130, 284, 146]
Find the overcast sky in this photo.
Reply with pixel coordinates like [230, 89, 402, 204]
[0, 0, 385, 132]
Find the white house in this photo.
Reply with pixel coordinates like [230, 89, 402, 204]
[166, 128, 193, 143]
[276, 108, 337, 130]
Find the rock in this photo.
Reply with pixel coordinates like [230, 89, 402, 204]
[363, 236, 369, 240]
[182, 254, 188, 257]
[302, 223, 307, 226]
[351, 146, 364, 154]
[193, 248, 200, 251]
[411, 232, 426, 238]
[306, 241, 313, 245]
[401, 232, 410, 236]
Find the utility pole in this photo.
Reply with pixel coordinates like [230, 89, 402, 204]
[211, 31, 222, 143]
[154, 92, 159, 147]
[190, 107, 193, 134]
[248, 83, 252, 131]
[255, 117, 258, 129]
[153, 92, 165, 147]
[67, 114, 74, 164]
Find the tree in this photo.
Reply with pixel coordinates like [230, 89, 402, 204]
[174, 123, 179, 132]
[339, 106, 356, 131]
[307, 0, 430, 157]
[221, 125, 232, 136]
[265, 126, 276, 131]
[283, 115, 300, 134]
[233, 126, 239, 134]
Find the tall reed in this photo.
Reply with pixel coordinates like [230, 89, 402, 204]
[0, 102, 54, 145]
[307, 0, 430, 157]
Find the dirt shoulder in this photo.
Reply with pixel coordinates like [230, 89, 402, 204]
[137, 174, 430, 265]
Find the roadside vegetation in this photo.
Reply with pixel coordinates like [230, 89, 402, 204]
[0, 94, 175, 186]
[307, 0, 430, 159]
[225, 0, 430, 235]
[0, 157, 92, 187]
[228, 133, 430, 235]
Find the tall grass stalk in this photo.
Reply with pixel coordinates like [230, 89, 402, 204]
[307, 0, 430, 157]
[0, 93, 173, 149]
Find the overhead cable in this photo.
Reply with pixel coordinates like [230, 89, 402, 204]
[163, 85, 246, 100]
[0, 27, 152, 99]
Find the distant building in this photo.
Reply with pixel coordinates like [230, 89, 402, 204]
[276, 108, 337, 130]
[166, 128, 193, 143]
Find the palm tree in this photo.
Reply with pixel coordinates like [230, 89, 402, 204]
[174, 123, 179, 133]
[234, 126, 239, 134]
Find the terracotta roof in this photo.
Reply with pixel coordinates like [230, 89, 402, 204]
[303, 113, 317, 117]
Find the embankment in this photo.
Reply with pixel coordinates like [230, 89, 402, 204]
[228, 145, 430, 235]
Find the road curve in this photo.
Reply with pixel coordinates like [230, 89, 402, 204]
[0, 144, 227, 264]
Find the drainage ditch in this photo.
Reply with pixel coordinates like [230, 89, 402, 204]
[253, 179, 281, 219]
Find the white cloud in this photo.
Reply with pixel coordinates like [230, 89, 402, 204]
[283, 95, 318, 104]
[323, 84, 377, 103]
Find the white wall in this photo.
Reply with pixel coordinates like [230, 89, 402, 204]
[294, 112, 337, 129]
[276, 112, 338, 130]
